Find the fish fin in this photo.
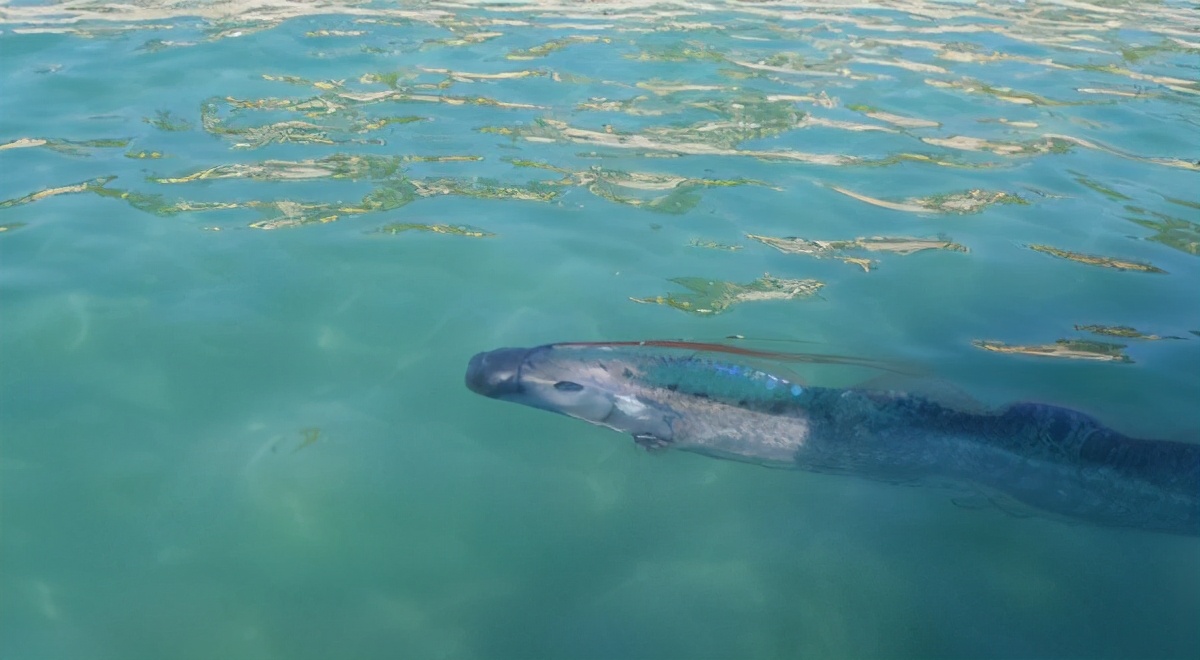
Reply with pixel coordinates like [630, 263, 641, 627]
[948, 486, 1069, 525]
[856, 373, 993, 414]
[633, 433, 672, 452]
[558, 339, 914, 375]
[949, 492, 1036, 519]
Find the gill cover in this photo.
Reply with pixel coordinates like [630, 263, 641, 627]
[465, 344, 676, 440]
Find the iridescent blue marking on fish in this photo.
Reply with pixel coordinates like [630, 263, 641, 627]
[791, 384, 804, 397]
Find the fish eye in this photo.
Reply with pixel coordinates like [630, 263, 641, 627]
[554, 381, 584, 392]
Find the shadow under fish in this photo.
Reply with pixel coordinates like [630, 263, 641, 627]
[465, 341, 1200, 536]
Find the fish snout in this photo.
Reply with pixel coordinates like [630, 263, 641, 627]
[465, 348, 528, 398]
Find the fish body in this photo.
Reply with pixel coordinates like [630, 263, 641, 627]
[465, 342, 1200, 535]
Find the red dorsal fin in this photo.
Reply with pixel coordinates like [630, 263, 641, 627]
[554, 339, 914, 375]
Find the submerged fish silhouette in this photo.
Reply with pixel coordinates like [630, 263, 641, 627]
[466, 341, 1200, 536]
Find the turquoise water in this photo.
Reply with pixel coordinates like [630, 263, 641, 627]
[1, 1, 1198, 658]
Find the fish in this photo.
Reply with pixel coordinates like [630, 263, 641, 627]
[465, 341, 1200, 536]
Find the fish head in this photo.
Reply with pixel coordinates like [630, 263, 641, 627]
[465, 344, 674, 439]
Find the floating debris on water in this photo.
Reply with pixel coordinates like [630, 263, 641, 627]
[1028, 244, 1166, 273]
[973, 339, 1132, 363]
[632, 275, 824, 315]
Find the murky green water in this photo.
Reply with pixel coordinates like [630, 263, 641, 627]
[1, 1, 1198, 658]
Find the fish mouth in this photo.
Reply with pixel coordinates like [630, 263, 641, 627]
[465, 347, 529, 399]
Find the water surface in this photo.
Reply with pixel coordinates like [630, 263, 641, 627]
[1, 1, 1198, 658]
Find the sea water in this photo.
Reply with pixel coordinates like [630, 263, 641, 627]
[1, 1, 1198, 658]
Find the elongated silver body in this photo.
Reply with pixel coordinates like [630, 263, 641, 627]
[465, 342, 1200, 535]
